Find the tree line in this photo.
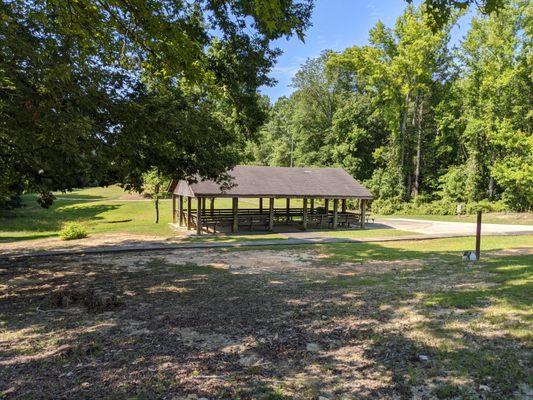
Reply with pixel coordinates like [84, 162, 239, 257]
[248, 1, 532, 213]
[1, 0, 526, 214]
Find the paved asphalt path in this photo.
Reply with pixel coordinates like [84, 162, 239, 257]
[376, 218, 533, 236]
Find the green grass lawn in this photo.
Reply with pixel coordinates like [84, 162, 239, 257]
[0, 186, 393, 243]
[240, 235, 533, 259]
[1, 186, 532, 244]
[0, 187, 176, 241]
[315, 235, 533, 262]
[0, 186, 323, 243]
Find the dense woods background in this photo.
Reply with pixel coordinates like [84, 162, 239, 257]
[248, 1, 532, 213]
[1, 0, 531, 213]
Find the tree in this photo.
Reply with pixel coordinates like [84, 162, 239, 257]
[328, 5, 454, 200]
[0, 0, 313, 205]
[411, 0, 506, 29]
[251, 1, 531, 212]
[251, 97, 297, 167]
[458, 0, 532, 207]
[141, 168, 168, 224]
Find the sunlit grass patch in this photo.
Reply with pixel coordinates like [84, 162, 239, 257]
[312, 235, 533, 263]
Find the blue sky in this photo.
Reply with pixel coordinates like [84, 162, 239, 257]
[261, 0, 472, 101]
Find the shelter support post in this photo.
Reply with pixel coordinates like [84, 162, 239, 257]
[172, 195, 176, 223]
[341, 199, 347, 213]
[210, 198, 214, 216]
[286, 198, 290, 223]
[232, 197, 238, 233]
[202, 198, 206, 215]
[324, 199, 330, 214]
[333, 199, 338, 229]
[360, 199, 366, 229]
[310, 198, 314, 214]
[259, 198, 263, 213]
[196, 198, 202, 235]
[178, 195, 183, 226]
[187, 197, 192, 230]
[302, 198, 308, 230]
[269, 197, 275, 231]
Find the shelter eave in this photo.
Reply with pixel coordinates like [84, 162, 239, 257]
[184, 192, 372, 199]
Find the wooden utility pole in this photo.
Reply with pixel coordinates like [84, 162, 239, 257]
[475, 211, 482, 260]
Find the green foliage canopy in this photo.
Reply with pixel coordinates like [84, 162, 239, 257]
[0, 0, 312, 206]
[250, 1, 532, 212]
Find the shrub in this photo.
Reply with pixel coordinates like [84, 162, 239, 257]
[465, 199, 507, 214]
[370, 197, 403, 214]
[438, 165, 469, 202]
[421, 198, 457, 215]
[59, 222, 88, 240]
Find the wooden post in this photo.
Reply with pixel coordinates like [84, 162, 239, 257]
[333, 199, 338, 229]
[196, 198, 202, 235]
[178, 195, 183, 226]
[302, 198, 308, 230]
[172, 194, 176, 223]
[341, 199, 347, 213]
[269, 197, 275, 231]
[360, 199, 366, 229]
[259, 198, 263, 214]
[310, 198, 315, 214]
[187, 197, 192, 230]
[210, 198, 214, 215]
[232, 197, 238, 233]
[475, 210, 482, 260]
[286, 198, 290, 223]
[202, 197, 206, 214]
[324, 198, 330, 214]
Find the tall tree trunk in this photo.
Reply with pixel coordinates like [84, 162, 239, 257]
[399, 91, 411, 198]
[154, 181, 160, 224]
[488, 151, 495, 200]
[154, 198, 159, 224]
[413, 100, 423, 197]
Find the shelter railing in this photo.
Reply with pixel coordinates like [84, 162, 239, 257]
[183, 209, 364, 233]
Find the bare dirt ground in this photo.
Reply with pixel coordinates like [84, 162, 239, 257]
[1, 246, 531, 399]
[0, 233, 188, 254]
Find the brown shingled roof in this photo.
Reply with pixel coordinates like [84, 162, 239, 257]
[170, 165, 373, 199]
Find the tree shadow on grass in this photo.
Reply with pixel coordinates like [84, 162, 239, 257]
[52, 193, 109, 201]
[0, 232, 58, 243]
[0, 245, 530, 399]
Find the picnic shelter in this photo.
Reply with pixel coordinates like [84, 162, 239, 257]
[168, 165, 373, 234]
